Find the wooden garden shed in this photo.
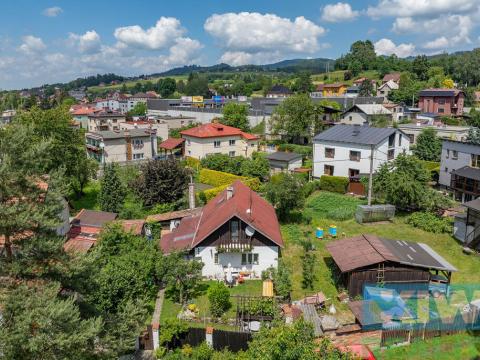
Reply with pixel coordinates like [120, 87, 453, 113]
[326, 234, 457, 297]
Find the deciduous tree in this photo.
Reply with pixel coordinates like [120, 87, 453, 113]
[413, 128, 442, 161]
[220, 102, 250, 132]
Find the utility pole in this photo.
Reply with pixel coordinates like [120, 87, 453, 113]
[367, 144, 374, 206]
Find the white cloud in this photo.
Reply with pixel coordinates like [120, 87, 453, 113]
[367, 0, 477, 18]
[42, 6, 63, 17]
[321, 2, 359, 22]
[374, 38, 415, 57]
[423, 37, 450, 50]
[68, 30, 101, 54]
[114, 17, 185, 50]
[18, 35, 46, 55]
[204, 12, 326, 66]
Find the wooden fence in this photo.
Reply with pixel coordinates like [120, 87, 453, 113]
[381, 311, 480, 347]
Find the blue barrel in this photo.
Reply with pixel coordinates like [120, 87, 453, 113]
[316, 227, 324, 239]
[329, 225, 337, 237]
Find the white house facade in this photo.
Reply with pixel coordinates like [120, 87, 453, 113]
[313, 125, 410, 178]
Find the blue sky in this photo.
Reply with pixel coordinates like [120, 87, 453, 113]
[1, 0, 479, 89]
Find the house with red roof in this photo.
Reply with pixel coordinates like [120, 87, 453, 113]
[160, 180, 283, 278]
[181, 123, 259, 159]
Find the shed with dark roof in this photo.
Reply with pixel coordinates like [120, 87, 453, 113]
[326, 234, 456, 297]
[266, 152, 303, 173]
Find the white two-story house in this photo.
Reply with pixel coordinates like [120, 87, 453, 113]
[181, 123, 259, 159]
[313, 125, 410, 178]
[160, 180, 283, 278]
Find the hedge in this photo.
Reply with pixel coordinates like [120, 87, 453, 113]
[276, 143, 312, 157]
[319, 176, 349, 194]
[406, 212, 452, 233]
[198, 168, 247, 187]
[184, 156, 201, 169]
[199, 178, 261, 202]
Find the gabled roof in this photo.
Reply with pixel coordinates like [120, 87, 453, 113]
[378, 80, 399, 91]
[159, 137, 185, 150]
[326, 234, 457, 273]
[71, 209, 117, 228]
[313, 124, 399, 146]
[268, 84, 292, 94]
[160, 181, 283, 253]
[382, 73, 401, 82]
[266, 151, 302, 162]
[346, 104, 392, 115]
[180, 123, 259, 140]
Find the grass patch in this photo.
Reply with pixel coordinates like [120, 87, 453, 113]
[279, 191, 480, 325]
[160, 280, 263, 327]
[374, 333, 480, 360]
[304, 191, 366, 220]
[70, 181, 100, 213]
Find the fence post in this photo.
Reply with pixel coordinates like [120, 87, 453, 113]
[152, 323, 160, 350]
[206, 326, 214, 348]
[422, 321, 426, 340]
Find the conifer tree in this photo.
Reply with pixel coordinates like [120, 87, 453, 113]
[98, 163, 126, 213]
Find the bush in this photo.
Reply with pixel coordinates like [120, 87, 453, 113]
[207, 282, 231, 318]
[319, 176, 349, 193]
[276, 143, 312, 157]
[303, 180, 321, 197]
[198, 168, 246, 187]
[406, 212, 453, 233]
[199, 177, 261, 202]
[200, 154, 245, 175]
[159, 319, 188, 347]
[184, 156, 201, 169]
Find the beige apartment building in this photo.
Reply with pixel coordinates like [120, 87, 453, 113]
[85, 129, 157, 164]
[180, 123, 259, 159]
[88, 110, 126, 132]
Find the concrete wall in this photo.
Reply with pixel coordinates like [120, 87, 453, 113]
[183, 135, 259, 159]
[313, 132, 410, 178]
[96, 135, 156, 163]
[340, 112, 368, 125]
[194, 245, 279, 278]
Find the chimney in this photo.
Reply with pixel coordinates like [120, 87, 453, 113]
[188, 181, 195, 210]
[226, 186, 234, 200]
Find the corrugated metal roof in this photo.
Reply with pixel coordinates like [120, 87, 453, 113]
[351, 104, 392, 115]
[313, 124, 398, 146]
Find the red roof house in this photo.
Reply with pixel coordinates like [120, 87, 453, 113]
[181, 123, 260, 159]
[160, 181, 283, 278]
[64, 209, 117, 253]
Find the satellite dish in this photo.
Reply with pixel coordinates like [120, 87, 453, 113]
[245, 226, 255, 237]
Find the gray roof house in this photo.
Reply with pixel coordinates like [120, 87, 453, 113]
[313, 125, 410, 178]
[266, 152, 303, 173]
[340, 104, 392, 125]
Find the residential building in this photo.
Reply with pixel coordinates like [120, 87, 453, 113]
[85, 129, 157, 163]
[68, 89, 87, 101]
[266, 152, 303, 173]
[313, 124, 410, 178]
[439, 139, 480, 202]
[345, 85, 360, 98]
[1, 109, 16, 125]
[398, 123, 469, 144]
[382, 72, 401, 84]
[315, 83, 347, 97]
[160, 180, 284, 278]
[418, 88, 465, 116]
[70, 106, 100, 129]
[376, 80, 399, 99]
[181, 123, 259, 159]
[383, 103, 407, 122]
[340, 104, 392, 125]
[353, 78, 376, 91]
[64, 209, 118, 252]
[119, 120, 169, 141]
[266, 84, 292, 98]
[88, 110, 126, 131]
[96, 98, 120, 112]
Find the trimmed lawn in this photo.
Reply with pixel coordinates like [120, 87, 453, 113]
[373, 333, 480, 360]
[70, 181, 100, 213]
[160, 280, 263, 327]
[280, 191, 480, 324]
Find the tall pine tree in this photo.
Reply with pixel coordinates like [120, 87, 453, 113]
[98, 163, 126, 213]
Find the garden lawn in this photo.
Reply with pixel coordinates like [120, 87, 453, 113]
[70, 180, 100, 213]
[280, 191, 480, 323]
[373, 332, 480, 360]
[160, 280, 263, 328]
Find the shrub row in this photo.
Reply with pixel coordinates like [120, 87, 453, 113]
[406, 211, 452, 233]
[198, 168, 247, 187]
[198, 178, 261, 203]
[184, 156, 201, 169]
[319, 176, 349, 194]
[276, 143, 312, 157]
